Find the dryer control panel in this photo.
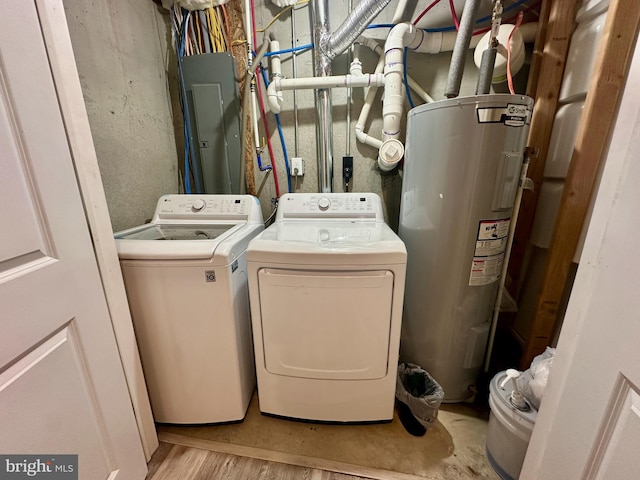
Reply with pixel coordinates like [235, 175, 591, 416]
[276, 193, 384, 222]
[152, 194, 263, 224]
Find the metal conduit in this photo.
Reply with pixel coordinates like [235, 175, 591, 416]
[309, 0, 392, 192]
[310, 0, 333, 192]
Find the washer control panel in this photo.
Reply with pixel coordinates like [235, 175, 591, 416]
[276, 193, 383, 221]
[153, 194, 263, 224]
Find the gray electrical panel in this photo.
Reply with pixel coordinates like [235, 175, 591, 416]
[181, 53, 242, 194]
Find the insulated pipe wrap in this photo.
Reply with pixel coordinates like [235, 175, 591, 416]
[444, 0, 482, 98]
[326, 0, 392, 59]
[476, 47, 497, 95]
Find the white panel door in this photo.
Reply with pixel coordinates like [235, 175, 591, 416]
[521, 32, 640, 480]
[0, 1, 147, 479]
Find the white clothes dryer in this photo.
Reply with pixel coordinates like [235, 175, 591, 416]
[115, 194, 263, 424]
[247, 193, 407, 422]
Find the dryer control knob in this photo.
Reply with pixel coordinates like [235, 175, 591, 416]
[318, 197, 330, 211]
[192, 199, 206, 211]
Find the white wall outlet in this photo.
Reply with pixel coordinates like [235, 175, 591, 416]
[291, 157, 304, 176]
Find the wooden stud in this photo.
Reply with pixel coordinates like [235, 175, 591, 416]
[521, 0, 640, 367]
[524, 0, 552, 99]
[226, 0, 256, 195]
[507, 0, 580, 296]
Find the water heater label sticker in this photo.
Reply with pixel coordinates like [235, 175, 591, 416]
[469, 218, 511, 286]
[469, 254, 504, 286]
[475, 237, 508, 257]
[477, 218, 510, 241]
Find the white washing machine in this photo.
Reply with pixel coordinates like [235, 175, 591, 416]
[115, 194, 263, 424]
[247, 193, 407, 422]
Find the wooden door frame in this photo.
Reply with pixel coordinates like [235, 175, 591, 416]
[501, 0, 640, 368]
[519, 0, 640, 367]
[36, 0, 158, 460]
[507, 0, 580, 296]
[522, 26, 640, 477]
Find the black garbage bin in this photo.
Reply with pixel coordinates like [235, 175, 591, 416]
[395, 363, 444, 436]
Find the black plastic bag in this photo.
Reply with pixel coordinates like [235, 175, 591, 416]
[396, 363, 444, 430]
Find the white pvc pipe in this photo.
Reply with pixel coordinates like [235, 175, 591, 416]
[279, 74, 384, 90]
[391, 0, 408, 24]
[267, 73, 384, 114]
[359, 36, 435, 103]
[382, 46, 404, 142]
[381, 23, 421, 148]
[353, 37, 435, 152]
[355, 124, 383, 149]
[354, 50, 385, 149]
[407, 77, 434, 103]
[350, 44, 363, 76]
[427, 23, 537, 52]
[377, 22, 490, 170]
[269, 39, 282, 79]
[356, 20, 537, 169]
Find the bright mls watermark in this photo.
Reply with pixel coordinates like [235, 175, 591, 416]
[0, 455, 77, 479]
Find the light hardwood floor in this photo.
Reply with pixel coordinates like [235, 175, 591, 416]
[146, 442, 371, 480]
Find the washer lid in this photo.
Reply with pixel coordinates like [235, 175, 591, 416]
[115, 222, 248, 260]
[247, 221, 407, 265]
[117, 224, 236, 241]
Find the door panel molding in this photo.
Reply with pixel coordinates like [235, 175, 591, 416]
[33, 0, 158, 459]
[584, 375, 640, 479]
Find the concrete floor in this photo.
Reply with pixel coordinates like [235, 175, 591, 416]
[159, 394, 499, 479]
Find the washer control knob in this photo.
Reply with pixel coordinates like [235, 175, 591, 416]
[318, 197, 331, 211]
[192, 199, 206, 211]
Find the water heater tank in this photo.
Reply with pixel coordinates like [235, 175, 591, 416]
[398, 94, 533, 402]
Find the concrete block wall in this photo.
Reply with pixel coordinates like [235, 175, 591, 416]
[64, 0, 179, 232]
